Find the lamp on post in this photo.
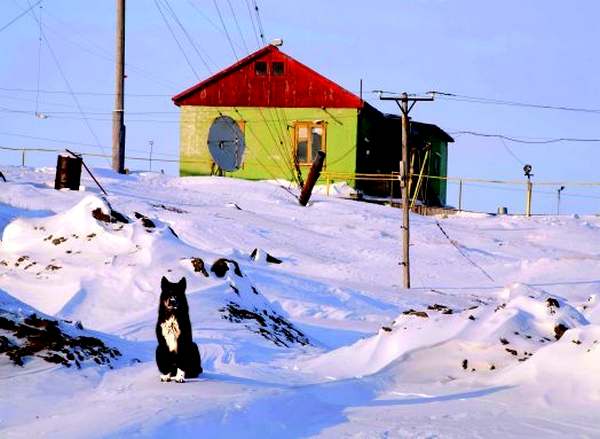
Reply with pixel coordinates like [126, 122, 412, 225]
[557, 185, 565, 215]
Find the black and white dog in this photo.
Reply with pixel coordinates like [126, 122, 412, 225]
[156, 276, 202, 383]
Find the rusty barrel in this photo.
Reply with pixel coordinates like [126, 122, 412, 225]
[54, 154, 82, 190]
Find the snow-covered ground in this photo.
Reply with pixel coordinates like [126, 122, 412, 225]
[1, 165, 600, 438]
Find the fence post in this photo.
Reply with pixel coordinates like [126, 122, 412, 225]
[326, 177, 331, 196]
[458, 179, 463, 211]
[21, 149, 26, 167]
[526, 180, 533, 216]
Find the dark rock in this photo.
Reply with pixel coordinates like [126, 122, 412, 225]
[133, 212, 156, 228]
[45, 264, 62, 271]
[0, 312, 121, 368]
[220, 302, 309, 347]
[554, 323, 569, 340]
[462, 359, 468, 370]
[151, 203, 188, 214]
[91, 207, 129, 224]
[190, 258, 209, 277]
[402, 309, 429, 318]
[211, 258, 242, 278]
[505, 348, 518, 356]
[427, 304, 453, 314]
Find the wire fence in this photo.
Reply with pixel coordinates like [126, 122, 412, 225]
[1, 145, 600, 216]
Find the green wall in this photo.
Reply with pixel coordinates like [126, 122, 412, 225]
[179, 106, 358, 181]
[426, 139, 448, 206]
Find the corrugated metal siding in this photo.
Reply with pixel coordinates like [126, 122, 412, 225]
[173, 46, 363, 109]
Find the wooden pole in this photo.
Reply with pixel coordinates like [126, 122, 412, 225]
[379, 92, 434, 290]
[526, 179, 533, 216]
[458, 179, 463, 211]
[400, 93, 411, 289]
[112, 0, 126, 174]
[299, 151, 326, 206]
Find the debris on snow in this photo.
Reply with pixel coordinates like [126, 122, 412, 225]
[250, 248, 283, 264]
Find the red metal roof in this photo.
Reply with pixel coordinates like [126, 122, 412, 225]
[172, 45, 363, 109]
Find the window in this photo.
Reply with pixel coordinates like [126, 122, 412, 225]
[272, 61, 284, 76]
[255, 61, 267, 76]
[293, 122, 326, 165]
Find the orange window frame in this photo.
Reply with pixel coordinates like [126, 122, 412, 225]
[292, 121, 327, 166]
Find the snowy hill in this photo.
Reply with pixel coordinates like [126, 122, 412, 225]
[1, 166, 600, 438]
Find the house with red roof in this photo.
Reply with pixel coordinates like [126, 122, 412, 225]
[172, 44, 453, 205]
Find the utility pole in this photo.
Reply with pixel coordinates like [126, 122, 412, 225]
[557, 185, 565, 215]
[148, 139, 154, 172]
[112, 0, 126, 173]
[379, 92, 434, 289]
[523, 164, 533, 217]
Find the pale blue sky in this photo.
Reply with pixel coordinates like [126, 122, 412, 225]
[1, 1, 599, 214]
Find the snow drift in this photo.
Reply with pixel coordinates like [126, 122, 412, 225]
[305, 283, 589, 381]
[0, 195, 309, 349]
[0, 288, 122, 369]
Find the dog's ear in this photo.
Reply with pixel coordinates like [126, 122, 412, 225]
[178, 277, 187, 290]
[161, 276, 169, 290]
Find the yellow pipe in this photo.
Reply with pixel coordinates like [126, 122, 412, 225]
[410, 150, 429, 209]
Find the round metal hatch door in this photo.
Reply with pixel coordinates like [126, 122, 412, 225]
[207, 116, 245, 172]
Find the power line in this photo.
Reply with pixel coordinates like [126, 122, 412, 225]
[185, 0, 246, 54]
[34, 0, 43, 116]
[499, 137, 525, 166]
[251, 0, 266, 44]
[226, 0, 250, 54]
[0, 87, 172, 97]
[211, 0, 299, 185]
[432, 91, 600, 115]
[154, 0, 200, 80]
[23, 0, 110, 165]
[244, 0, 261, 48]
[0, 0, 41, 33]
[160, 0, 214, 74]
[451, 130, 600, 144]
[435, 220, 495, 283]
[0, 131, 178, 157]
[213, 0, 239, 59]
[0, 92, 113, 111]
[27, 3, 178, 89]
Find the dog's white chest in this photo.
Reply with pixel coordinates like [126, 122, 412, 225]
[161, 316, 181, 352]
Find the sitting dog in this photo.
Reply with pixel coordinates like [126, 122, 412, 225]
[155, 276, 202, 382]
